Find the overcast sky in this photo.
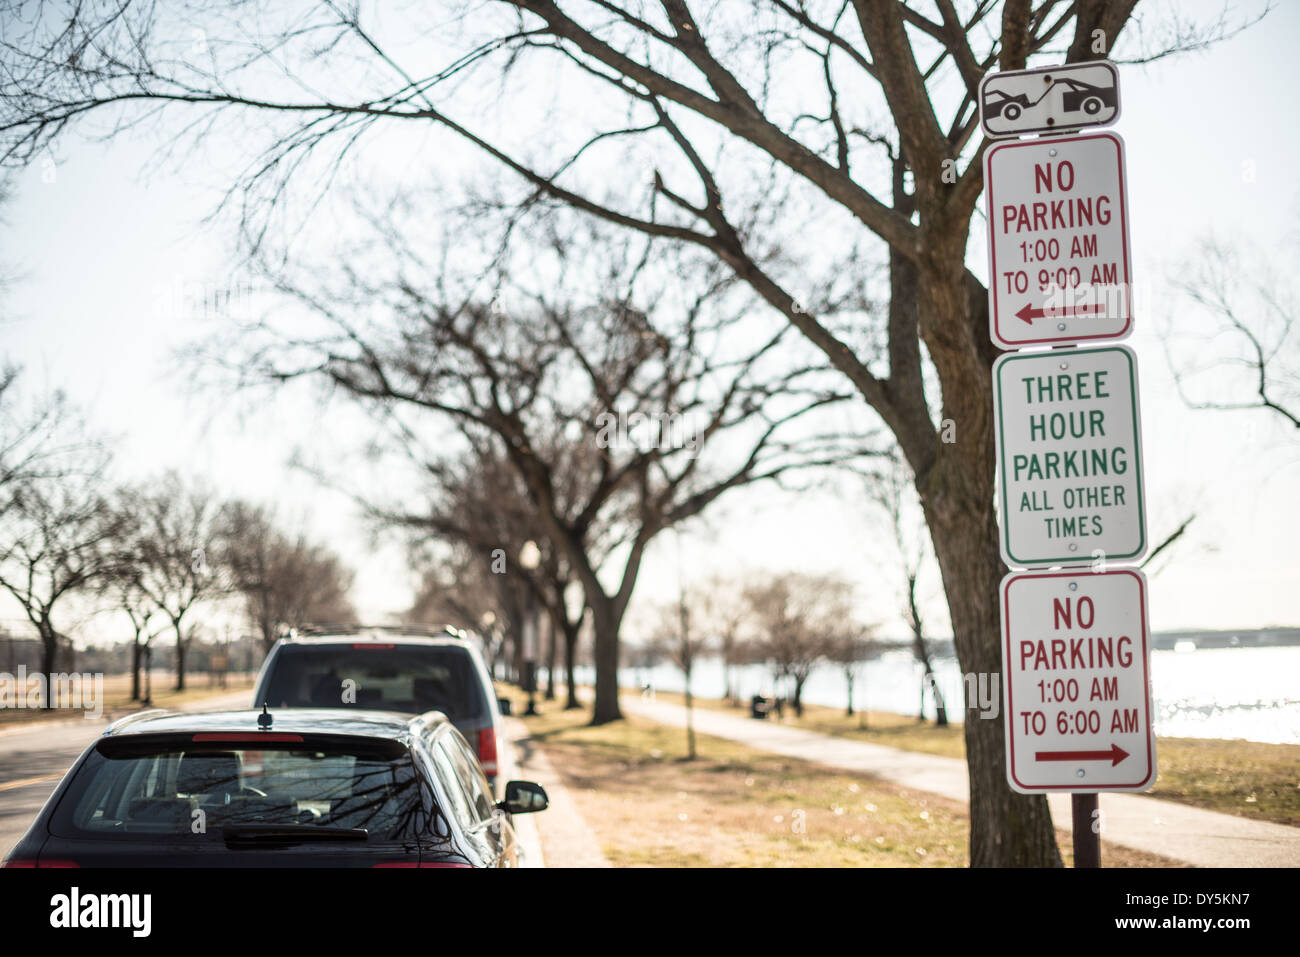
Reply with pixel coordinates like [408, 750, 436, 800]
[2, 0, 1296, 643]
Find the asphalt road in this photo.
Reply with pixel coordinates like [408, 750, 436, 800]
[0, 690, 254, 858]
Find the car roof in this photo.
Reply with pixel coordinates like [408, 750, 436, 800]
[101, 708, 454, 741]
[275, 632, 476, 649]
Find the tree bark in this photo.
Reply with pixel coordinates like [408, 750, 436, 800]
[910, 617, 948, 727]
[540, 608, 556, 696]
[921, 458, 1062, 868]
[845, 669, 855, 717]
[562, 617, 580, 710]
[38, 621, 57, 709]
[588, 598, 623, 724]
[131, 638, 142, 701]
[174, 622, 186, 693]
[895, 221, 1062, 866]
[684, 666, 696, 760]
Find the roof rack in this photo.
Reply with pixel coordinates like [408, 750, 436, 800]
[291, 622, 471, 638]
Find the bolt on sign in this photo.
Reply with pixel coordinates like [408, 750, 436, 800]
[979, 60, 1120, 139]
[1001, 568, 1156, 793]
[984, 132, 1133, 349]
[993, 345, 1147, 567]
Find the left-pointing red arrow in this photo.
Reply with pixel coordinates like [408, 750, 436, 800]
[1015, 302, 1105, 325]
[1035, 743, 1130, 766]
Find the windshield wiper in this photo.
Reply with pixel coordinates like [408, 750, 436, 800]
[222, 824, 369, 846]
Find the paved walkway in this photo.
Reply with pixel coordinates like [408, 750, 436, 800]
[503, 717, 609, 868]
[620, 695, 1300, 868]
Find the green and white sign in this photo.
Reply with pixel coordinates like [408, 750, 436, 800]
[993, 345, 1147, 567]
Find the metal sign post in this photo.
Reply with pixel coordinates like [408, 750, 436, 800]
[1072, 794, 1101, 868]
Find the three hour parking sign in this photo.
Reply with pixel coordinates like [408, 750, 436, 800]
[1001, 568, 1156, 793]
[993, 345, 1147, 567]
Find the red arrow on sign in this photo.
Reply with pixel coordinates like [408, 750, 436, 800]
[1015, 302, 1105, 325]
[1035, 743, 1130, 766]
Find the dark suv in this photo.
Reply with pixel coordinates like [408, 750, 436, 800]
[252, 630, 504, 791]
[2, 708, 546, 868]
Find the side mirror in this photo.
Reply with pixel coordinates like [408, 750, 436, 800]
[497, 697, 513, 716]
[497, 780, 548, 815]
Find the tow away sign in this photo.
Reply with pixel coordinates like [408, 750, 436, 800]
[985, 132, 1133, 349]
[993, 345, 1146, 567]
[1002, 568, 1155, 792]
[979, 60, 1120, 139]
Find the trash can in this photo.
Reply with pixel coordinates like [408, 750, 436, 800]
[750, 694, 770, 719]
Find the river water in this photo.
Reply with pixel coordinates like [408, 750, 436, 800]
[595, 644, 1300, 745]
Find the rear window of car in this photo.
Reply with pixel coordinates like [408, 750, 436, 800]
[49, 737, 449, 843]
[259, 644, 487, 720]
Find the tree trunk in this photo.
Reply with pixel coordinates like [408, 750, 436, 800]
[908, 577, 948, 728]
[792, 675, 805, 718]
[544, 612, 556, 701]
[563, 618, 580, 710]
[845, 669, 854, 717]
[38, 622, 57, 710]
[174, 622, 186, 692]
[588, 598, 623, 724]
[131, 638, 142, 701]
[912, 632, 948, 727]
[923, 491, 1062, 868]
[902, 241, 1061, 866]
[684, 666, 696, 760]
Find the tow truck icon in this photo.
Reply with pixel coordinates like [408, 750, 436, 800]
[979, 61, 1120, 136]
[984, 77, 1116, 122]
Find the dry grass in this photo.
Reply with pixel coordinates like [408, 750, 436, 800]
[1145, 737, 1300, 827]
[0, 671, 256, 727]
[507, 690, 1181, 868]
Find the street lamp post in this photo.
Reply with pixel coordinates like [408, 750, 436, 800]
[519, 540, 542, 717]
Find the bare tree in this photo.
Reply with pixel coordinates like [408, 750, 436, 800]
[0, 368, 95, 519]
[646, 593, 709, 759]
[823, 624, 882, 725]
[690, 575, 751, 704]
[99, 561, 167, 703]
[0, 455, 123, 698]
[745, 571, 855, 717]
[225, 233, 865, 725]
[385, 438, 593, 710]
[121, 473, 229, 691]
[0, 0, 1262, 865]
[866, 452, 948, 726]
[1164, 233, 1299, 431]
[223, 500, 357, 650]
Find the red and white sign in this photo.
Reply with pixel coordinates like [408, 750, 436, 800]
[1001, 568, 1156, 793]
[985, 132, 1133, 349]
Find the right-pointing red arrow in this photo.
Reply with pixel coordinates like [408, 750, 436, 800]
[1035, 743, 1130, 766]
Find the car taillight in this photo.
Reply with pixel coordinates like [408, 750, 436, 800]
[2, 859, 79, 868]
[477, 728, 498, 776]
[372, 862, 472, 868]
